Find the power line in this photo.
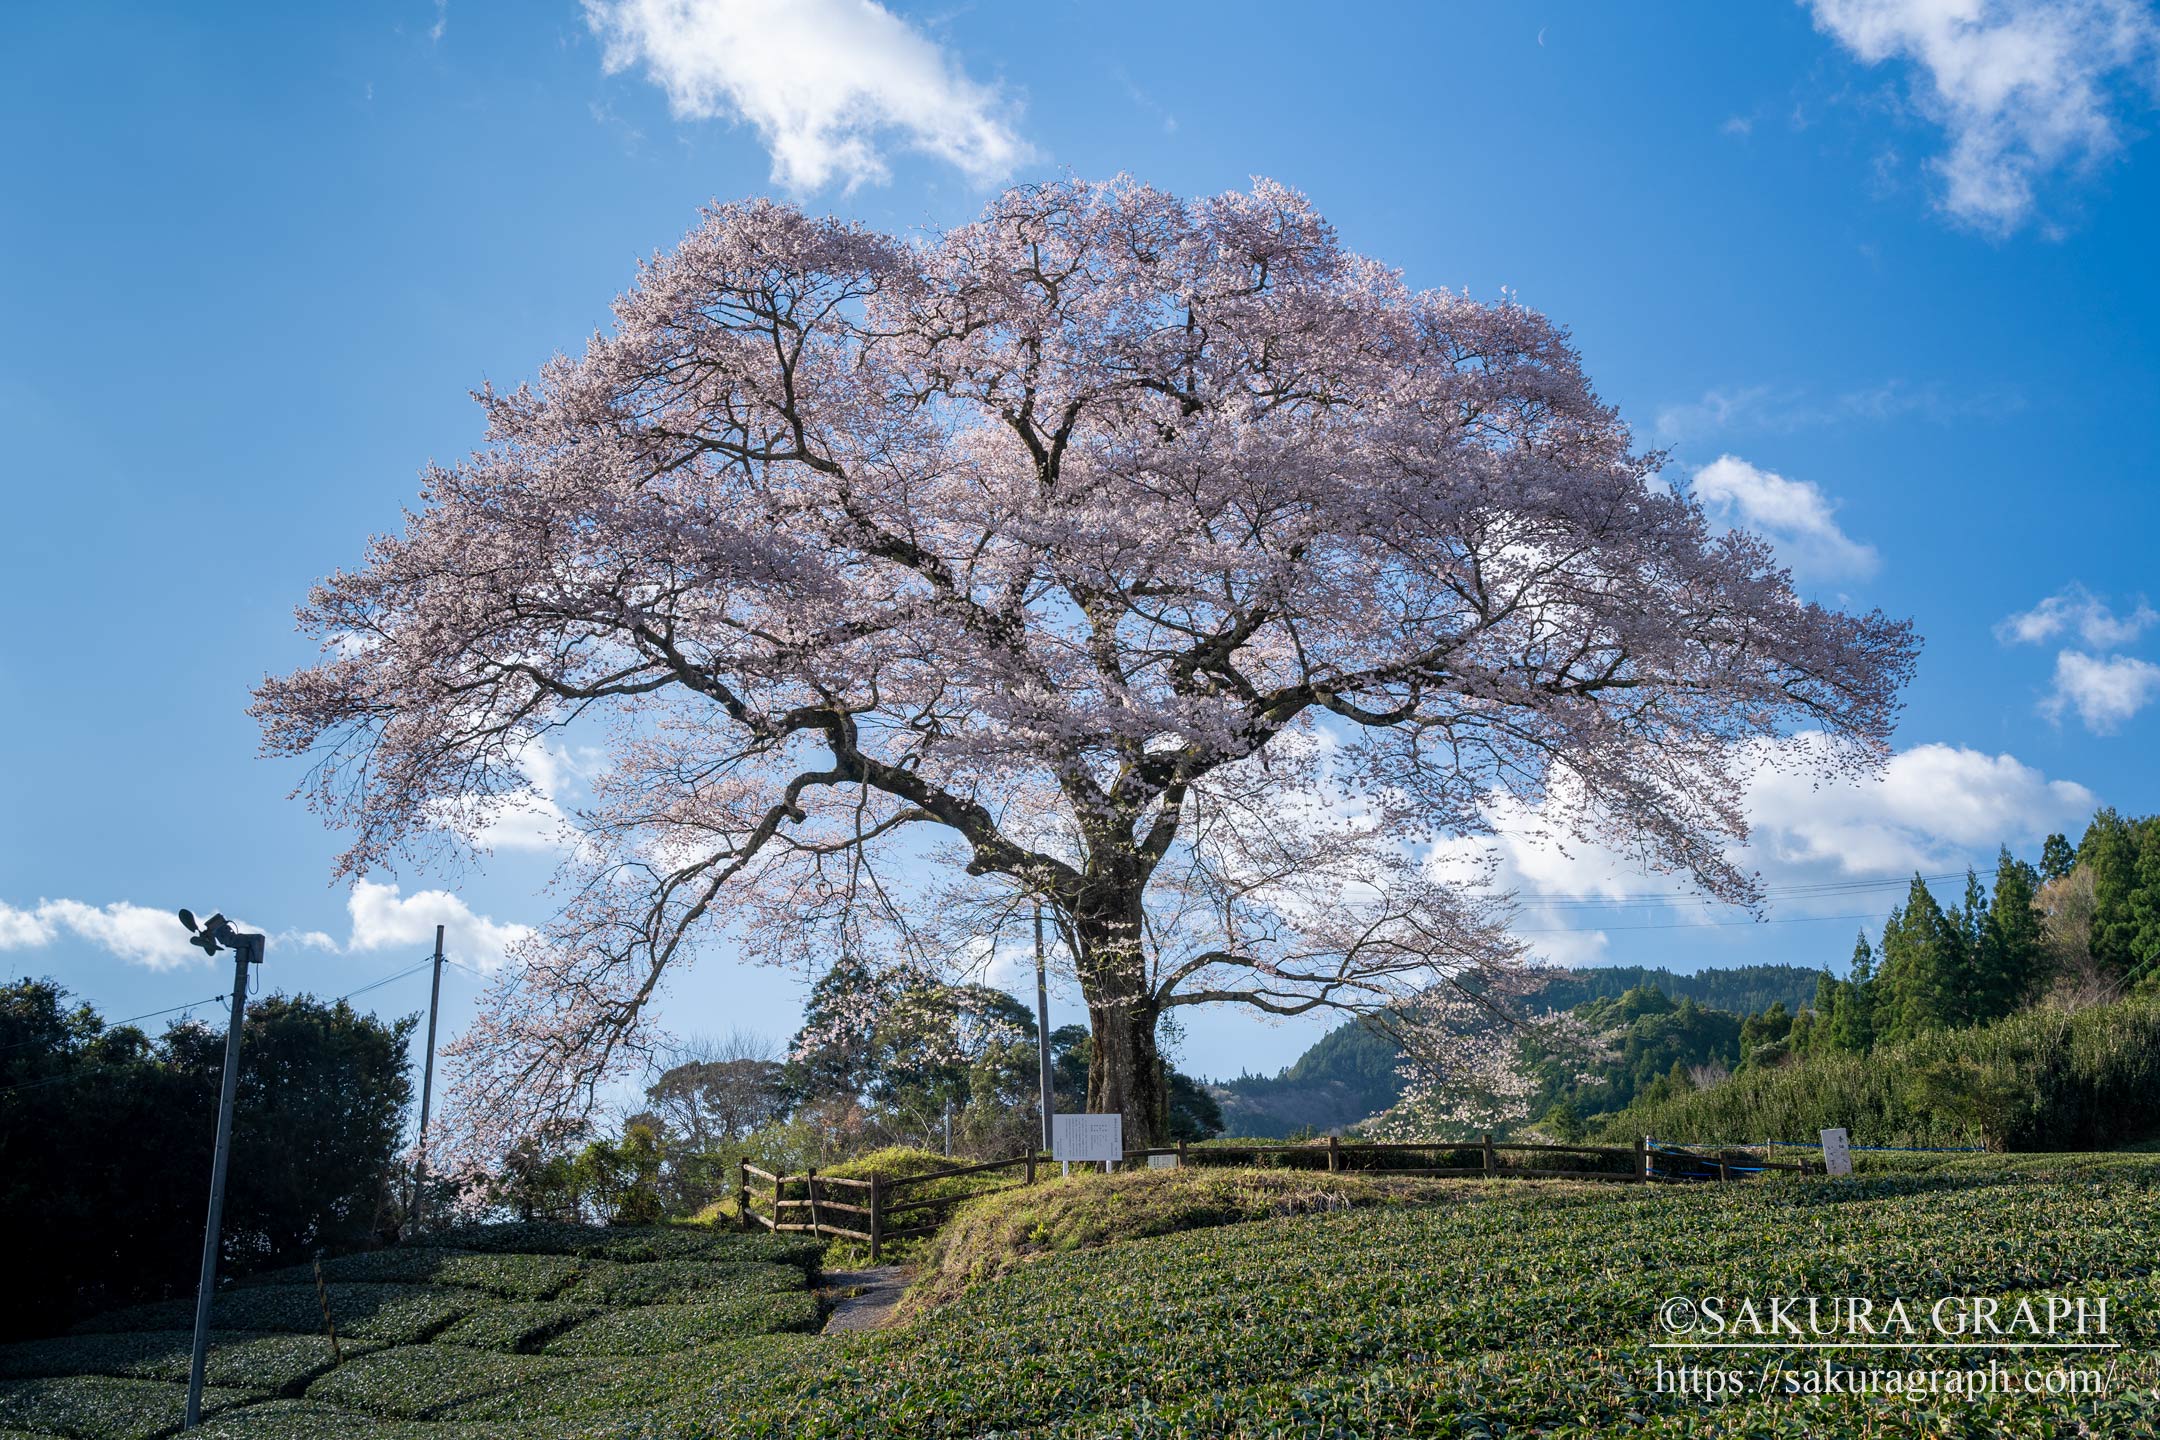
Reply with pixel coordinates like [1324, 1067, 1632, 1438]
[1516, 871, 1969, 912]
[334, 958, 437, 1004]
[0, 953, 445, 1102]
[1514, 911, 1884, 936]
[0, 994, 228, 1056]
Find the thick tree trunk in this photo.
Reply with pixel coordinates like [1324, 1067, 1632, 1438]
[1071, 892, 1165, 1148]
[1085, 999, 1165, 1149]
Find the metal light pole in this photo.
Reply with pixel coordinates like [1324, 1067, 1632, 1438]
[410, 924, 446, 1230]
[1034, 900, 1054, 1149]
[175, 909, 264, 1432]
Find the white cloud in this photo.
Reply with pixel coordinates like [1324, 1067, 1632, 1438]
[1804, 0, 2160, 233]
[1735, 733, 2093, 877]
[1996, 583, 2157, 649]
[0, 885, 535, 973]
[2043, 650, 2160, 732]
[582, 0, 1033, 191]
[1691, 455, 1881, 579]
[344, 880, 537, 972]
[0, 900, 209, 972]
[1424, 734, 2093, 960]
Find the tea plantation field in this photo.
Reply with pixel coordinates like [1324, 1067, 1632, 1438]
[4, 1155, 2156, 1439]
[0, 1222, 824, 1440]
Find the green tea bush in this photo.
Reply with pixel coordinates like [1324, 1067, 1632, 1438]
[427, 1304, 595, 1354]
[564, 1260, 804, 1307]
[740, 1156, 2160, 1439]
[303, 1341, 826, 1424]
[188, 1399, 526, 1440]
[244, 1251, 580, 1302]
[300, 1346, 582, 1421]
[542, 1293, 821, 1356]
[74, 1285, 477, 1345]
[0, 1375, 252, 1440]
[0, 1332, 370, 1395]
[414, 1222, 816, 1270]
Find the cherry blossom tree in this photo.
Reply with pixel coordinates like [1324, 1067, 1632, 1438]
[254, 176, 1916, 1155]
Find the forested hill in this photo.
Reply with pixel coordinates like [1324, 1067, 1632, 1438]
[1207, 963, 1826, 1138]
[1526, 964, 1827, 1017]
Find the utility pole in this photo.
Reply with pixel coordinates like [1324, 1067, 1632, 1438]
[174, 910, 263, 1432]
[1034, 900, 1054, 1150]
[411, 924, 446, 1230]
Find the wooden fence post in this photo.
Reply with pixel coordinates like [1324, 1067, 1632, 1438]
[806, 1168, 820, 1237]
[1327, 1134, 1341, 1173]
[1178, 1138, 1188, 1169]
[1716, 1154, 1731, 1182]
[1635, 1137, 1650, 1183]
[1025, 1151, 1036, 1185]
[1481, 1132, 1496, 1175]
[868, 1175, 883, 1264]
[736, 1159, 751, 1232]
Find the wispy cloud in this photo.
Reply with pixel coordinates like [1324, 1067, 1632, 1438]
[2043, 651, 2160, 732]
[1656, 378, 2020, 443]
[0, 883, 535, 973]
[1998, 584, 2160, 734]
[1996, 583, 2158, 649]
[0, 900, 208, 972]
[1803, 0, 2160, 234]
[582, 0, 1034, 191]
[1691, 455, 1881, 580]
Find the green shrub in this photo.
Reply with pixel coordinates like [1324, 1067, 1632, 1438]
[0, 983, 415, 1342]
[427, 1304, 595, 1355]
[244, 1251, 582, 1301]
[1599, 996, 2160, 1151]
[302, 1342, 827, 1424]
[0, 1375, 252, 1440]
[74, 1285, 477, 1345]
[737, 1157, 2160, 1439]
[301, 1347, 584, 1421]
[542, 1294, 822, 1356]
[564, 1260, 804, 1307]
[188, 1399, 527, 1440]
[413, 1222, 816, 1270]
[0, 1332, 372, 1396]
[908, 1167, 1458, 1310]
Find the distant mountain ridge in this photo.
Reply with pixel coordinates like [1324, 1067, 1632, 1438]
[1206, 962, 1828, 1138]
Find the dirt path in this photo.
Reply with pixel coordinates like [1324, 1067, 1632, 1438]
[818, 1266, 912, 1334]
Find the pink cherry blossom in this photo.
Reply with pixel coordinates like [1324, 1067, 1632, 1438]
[254, 176, 1916, 1158]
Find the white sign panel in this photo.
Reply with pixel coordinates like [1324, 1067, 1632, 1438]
[1053, 1112, 1124, 1164]
[1819, 1127, 1853, 1177]
[1148, 1152, 1179, 1169]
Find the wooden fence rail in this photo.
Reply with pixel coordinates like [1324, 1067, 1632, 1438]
[736, 1136, 1813, 1259]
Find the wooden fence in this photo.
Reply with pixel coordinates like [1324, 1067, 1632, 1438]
[738, 1136, 1813, 1259]
[739, 1152, 1047, 1262]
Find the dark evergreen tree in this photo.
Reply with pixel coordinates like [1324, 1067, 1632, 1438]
[1983, 848, 2046, 1015]
[2040, 832, 2078, 884]
[2081, 810, 2150, 976]
[1874, 877, 1964, 1042]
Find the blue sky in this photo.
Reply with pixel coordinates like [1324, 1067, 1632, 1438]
[3, 0, 2158, 1085]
